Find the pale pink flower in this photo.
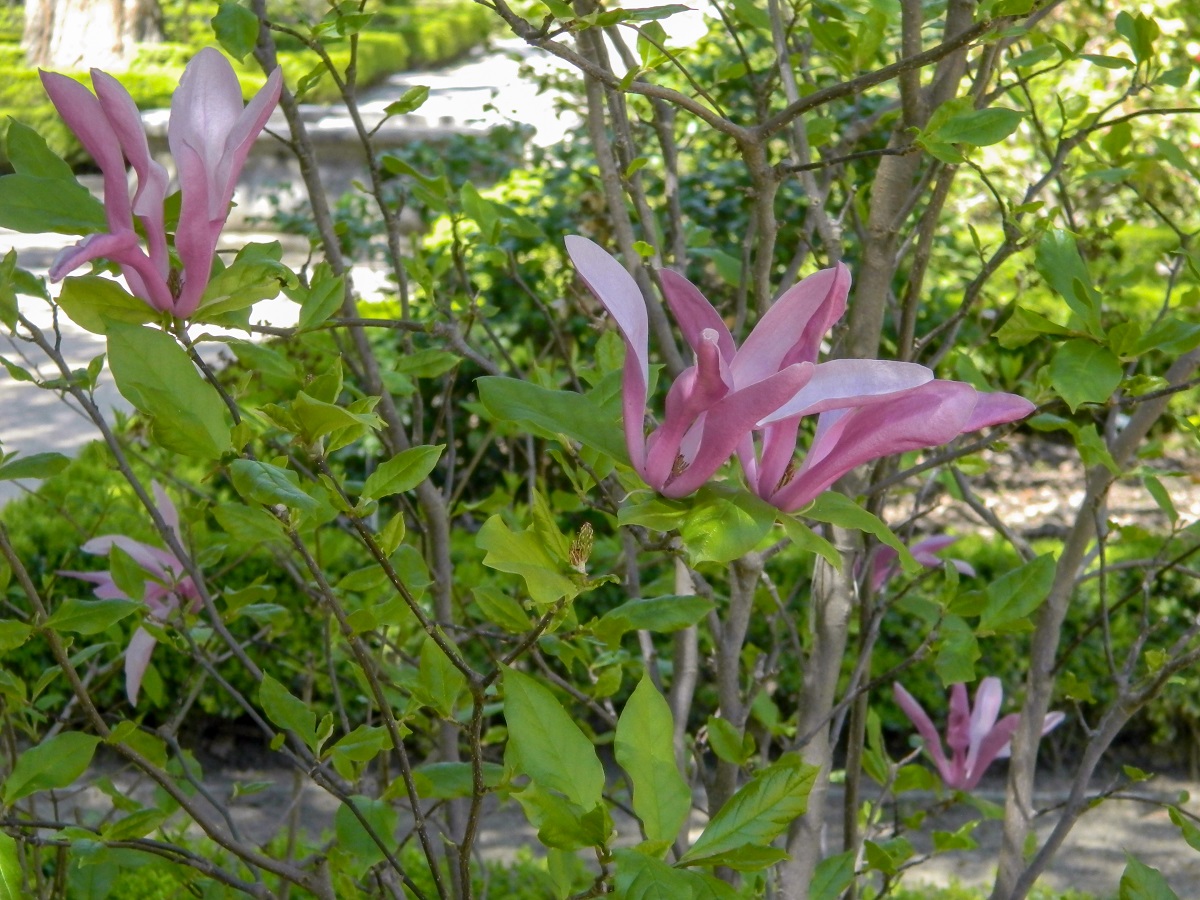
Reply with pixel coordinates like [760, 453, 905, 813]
[61, 484, 200, 705]
[893, 679, 1065, 791]
[42, 49, 282, 317]
[566, 235, 813, 497]
[869, 534, 976, 592]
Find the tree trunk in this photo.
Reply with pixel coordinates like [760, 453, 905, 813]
[23, 0, 162, 70]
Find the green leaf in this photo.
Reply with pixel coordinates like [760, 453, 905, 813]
[512, 782, 610, 850]
[194, 242, 296, 321]
[472, 585, 530, 633]
[1167, 807, 1200, 853]
[56, 275, 154, 335]
[477, 376, 626, 462]
[46, 597, 140, 635]
[809, 851, 856, 900]
[259, 673, 319, 753]
[778, 516, 839, 567]
[503, 667, 604, 809]
[0, 622, 31, 653]
[384, 85, 430, 116]
[977, 554, 1056, 635]
[934, 615, 979, 685]
[7, 120, 75, 180]
[802, 493, 916, 570]
[3, 732, 101, 803]
[414, 634, 466, 718]
[291, 390, 380, 443]
[362, 444, 444, 500]
[334, 795, 398, 871]
[477, 514, 578, 606]
[1035, 230, 1101, 335]
[0, 174, 107, 234]
[1049, 340, 1122, 412]
[106, 323, 232, 459]
[995, 306, 1074, 349]
[612, 849, 701, 899]
[935, 107, 1024, 146]
[864, 837, 914, 875]
[707, 715, 752, 766]
[680, 752, 817, 868]
[1119, 855, 1179, 900]
[933, 822, 979, 852]
[615, 674, 690, 843]
[229, 459, 319, 513]
[296, 266, 344, 331]
[593, 595, 714, 645]
[679, 485, 777, 564]
[211, 1, 260, 61]
[0, 452, 70, 482]
[213, 504, 285, 545]
[412, 761, 504, 800]
[0, 830, 21, 900]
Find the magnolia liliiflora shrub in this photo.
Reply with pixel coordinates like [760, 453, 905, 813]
[894, 678, 1066, 791]
[60, 484, 200, 706]
[40, 48, 283, 318]
[566, 236, 1036, 506]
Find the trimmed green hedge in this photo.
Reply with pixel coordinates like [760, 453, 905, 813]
[0, 0, 495, 167]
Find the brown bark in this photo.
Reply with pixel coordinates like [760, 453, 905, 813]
[22, 0, 162, 70]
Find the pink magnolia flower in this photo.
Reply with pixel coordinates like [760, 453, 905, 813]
[868, 534, 976, 592]
[893, 678, 1065, 791]
[41, 48, 282, 318]
[61, 484, 201, 705]
[750, 368, 1035, 514]
[566, 235, 813, 498]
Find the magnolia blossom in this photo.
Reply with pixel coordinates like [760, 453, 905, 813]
[868, 534, 976, 592]
[754, 381, 1035, 512]
[61, 484, 200, 705]
[567, 237, 1034, 502]
[566, 235, 813, 497]
[893, 678, 1065, 791]
[41, 48, 283, 318]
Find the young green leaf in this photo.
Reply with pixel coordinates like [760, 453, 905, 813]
[1119, 855, 1180, 900]
[362, 444, 444, 501]
[211, 1, 260, 61]
[258, 673, 319, 753]
[106, 323, 232, 460]
[46, 597, 140, 635]
[679, 753, 817, 868]
[977, 554, 1056, 635]
[1049, 340, 1122, 412]
[3, 732, 101, 803]
[615, 674, 690, 844]
[503, 667, 604, 809]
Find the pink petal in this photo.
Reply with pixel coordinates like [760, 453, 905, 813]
[869, 545, 900, 592]
[761, 359, 934, 424]
[994, 710, 1066, 760]
[59, 569, 128, 601]
[643, 331, 730, 491]
[893, 682, 953, 784]
[731, 264, 850, 384]
[754, 416, 805, 501]
[767, 380, 979, 512]
[658, 269, 736, 361]
[91, 70, 170, 279]
[169, 54, 282, 317]
[660, 362, 813, 498]
[963, 712, 1021, 789]
[964, 677, 1004, 776]
[964, 391, 1035, 432]
[152, 482, 181, 544]
[567, 236, 650, 469]
[82, 535, 178, 581]
[39, 70, 132, 232]
[124, 625, 158, 706]
[911, 535, 962, 559]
